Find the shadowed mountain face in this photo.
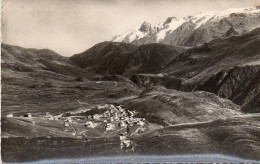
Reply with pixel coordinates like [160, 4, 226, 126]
[162, 28, 260, 83]
[70, 42, 187, 76]
[162, 28, 260, 113]
[70, 42, 138, 75]
[122, 44, 187, 76]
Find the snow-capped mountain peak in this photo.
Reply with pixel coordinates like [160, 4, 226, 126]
[139, 21, 152, 33]
[112, 21, 153, 42]
[112, 7, 260, 45]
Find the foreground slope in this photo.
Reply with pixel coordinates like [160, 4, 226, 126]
[135, 114, 260, 160]
[2, 114, 260, 162]
[126, 86, 241, 125]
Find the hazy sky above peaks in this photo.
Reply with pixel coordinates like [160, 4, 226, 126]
[2, 0, 258, 56]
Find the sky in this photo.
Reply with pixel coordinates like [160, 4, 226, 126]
[1, 0, 258, 56]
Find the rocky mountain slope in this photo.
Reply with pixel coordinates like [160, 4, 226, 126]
[70, 27, 260, 114]
[112, 7, 260, 47]
[162, 27, 260, 83]
[198, 65, 260, 113]
[130, 28, 260, 113]
[70, 42, 186, 76]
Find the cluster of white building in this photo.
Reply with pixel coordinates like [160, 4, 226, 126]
[84, 104, 146, 133]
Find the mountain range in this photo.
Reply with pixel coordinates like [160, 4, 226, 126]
[112, 7, 260, 47]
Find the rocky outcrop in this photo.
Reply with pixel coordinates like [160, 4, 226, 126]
[139, 21, 152, 33]
[94, 75, 135, 84]
[130, 74, 194, 91]
[224, 26, 240, 37]
[131, 74, 175, 87]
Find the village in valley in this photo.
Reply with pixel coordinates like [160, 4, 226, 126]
[5, 103, 153, 151]
[63, 104, 150, 150]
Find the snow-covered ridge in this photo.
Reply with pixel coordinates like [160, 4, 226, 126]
[156, 17, 186, 41]
[112, 21, 152, 42]
[111, 7, 260, 43]
[191, 7, 260, 29]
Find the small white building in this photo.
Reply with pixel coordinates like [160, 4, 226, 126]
[93, 114, 102, 120]
[120, 121, 127, 128]
[106, 123, 115, 131]
[7, 113, 14, 117]
[28, 113, 32, 118]
[84, 121, 98, 128]
[97, 105, 106, 110]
